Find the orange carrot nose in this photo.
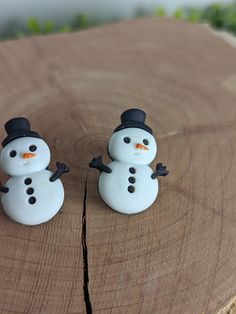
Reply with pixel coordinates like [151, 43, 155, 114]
[22, 153, 37, 159]
[136, 143, 149, 151]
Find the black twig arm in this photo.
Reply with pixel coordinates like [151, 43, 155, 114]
[89, 156, 112, 173]
[50, 162, 70, 182]
[151, 163, 169, 179]
[0, 186, 9, 193]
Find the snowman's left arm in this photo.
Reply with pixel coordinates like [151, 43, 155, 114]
[50, 162, 70, 182]
[151, 163, 169, 179]
[0, 186, 9, 193]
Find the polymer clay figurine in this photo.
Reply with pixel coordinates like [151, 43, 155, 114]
[89, 108, 169, 214]
[0, 117, 69, 225]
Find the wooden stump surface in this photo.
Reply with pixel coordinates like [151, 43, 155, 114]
[0, 18, 236, 314]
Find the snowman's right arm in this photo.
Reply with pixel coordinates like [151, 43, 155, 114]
[49, 162, 70, 182]
[0, 186, 9, 193]
[151, 163, 169, 179]
[89, 156, 112, 173]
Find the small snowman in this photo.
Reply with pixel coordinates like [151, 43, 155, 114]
[0, 117, 69, 225]
[90, 108, 169, 214]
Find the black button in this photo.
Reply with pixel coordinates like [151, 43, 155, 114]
[24, 178, 32, 185]
[28, 197, 36, 204]
[129, 167, 136, 174]
[128, 185, 135, 193]
[27, 188, 34, 195]
[128, 177, 136, 184]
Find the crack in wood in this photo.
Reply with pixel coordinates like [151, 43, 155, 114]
[82, 174, 93, 314]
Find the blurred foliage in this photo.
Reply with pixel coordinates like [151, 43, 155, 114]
[60, 25, 72, 33]
[186, 1, 236, 33]
[27, 17, 41, 34]
[1, 1, 236, 41]
[202, 3, 225, 28]
[155, 6, 166, 17]
[173, 8, 184, 20]
[44, 21, 54, 34]
[185, 8, 203, 23]
[72, 14, 89, 30]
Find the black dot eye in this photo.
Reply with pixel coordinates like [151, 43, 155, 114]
[9, 150, 16, 158]
[29, 145, 37, 152]
[143, 139, 149, 145]
[123, 137, 131, 144]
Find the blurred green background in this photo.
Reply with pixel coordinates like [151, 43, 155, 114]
[0, 0, 236, 41]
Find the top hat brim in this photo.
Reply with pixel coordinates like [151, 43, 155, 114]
[113, 121, 153, 134]
[2, 130, 41, 147]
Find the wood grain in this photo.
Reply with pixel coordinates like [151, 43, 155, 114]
[0, 17, 235, 314]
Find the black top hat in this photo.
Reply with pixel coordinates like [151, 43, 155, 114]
[113, 108, 153, 134]
[2, 117, 41, 147]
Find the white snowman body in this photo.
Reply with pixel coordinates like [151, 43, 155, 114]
[0, 137, 65, 225]
[98, 127, 159, 214]
[2, 170, 64, 225]
[99, 161, 158, 214]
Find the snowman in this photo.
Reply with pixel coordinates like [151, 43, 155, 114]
[90, 108, 168, 214]
[0, 117, 69, 225]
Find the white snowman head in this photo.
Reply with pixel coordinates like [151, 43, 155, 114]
[0, 118, 50, 176]
[108, 109, 157, 165]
